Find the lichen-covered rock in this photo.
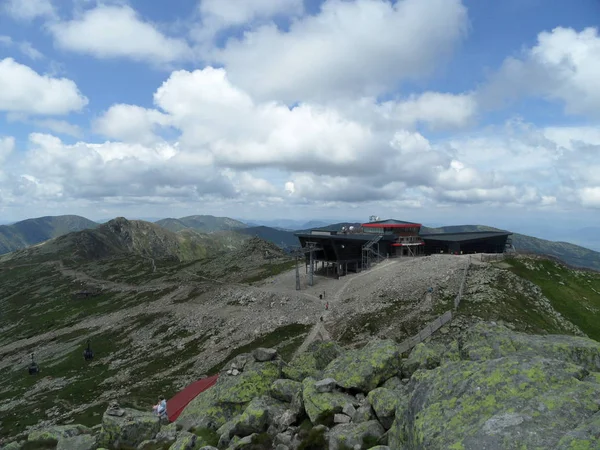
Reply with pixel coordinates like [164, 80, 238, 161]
[382, 376, 403, 390]
[155, 422, 178, 444]
[283, 341, 343, 382]
[253, 347, 278, 362]
[168, 431, 197, 450]
[324, 340, 401, 392]
[176, 359, 283, 429]
[328, 420, 385, 450]
[97, 407, 160, 448]
[460, 322, 600, 371]
[302, 377, 358, 424]
[0, 442, 21, 450]
[229, 396, 287, 438]
[283, 353, 320, 381]
[28, 424, 92, 442]
[367, 388, 399, 429]
[555, 410, 600, 449]
[403, 342, 446, 377]
[353, 405, 375, 423]
[271, 379, 302, 403]
[56, 434, 96, 450]
[389, 354, 600, 449]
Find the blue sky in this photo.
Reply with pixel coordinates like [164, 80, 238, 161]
[0, 0, 599, 244]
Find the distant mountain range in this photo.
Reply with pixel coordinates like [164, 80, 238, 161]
[0, 215, 98, 255]
[154, 215, 247, 233]
[1, 214, 599, 272]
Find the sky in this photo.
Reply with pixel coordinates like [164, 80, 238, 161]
[0, 0, 599, 240]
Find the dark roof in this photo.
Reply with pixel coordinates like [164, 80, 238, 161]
[362, 219, 419, 226]
[420, 231, 511, 242]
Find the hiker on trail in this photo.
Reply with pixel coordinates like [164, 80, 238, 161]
[325, 302, 329, 310]
[153, 396, 167, 420]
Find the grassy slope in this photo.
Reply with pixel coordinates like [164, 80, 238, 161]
[0, 237, 299, 439]
[155, 215, 247, 233]
[504, 256, 600, 340]
[0, 215, 98, 255]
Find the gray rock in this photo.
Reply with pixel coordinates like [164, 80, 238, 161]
[367, 388, 399, 429]
[230, 434, 257, 449]
[342, 403, 357, 417]
[353, 405, 375, 423]
[274, 445, 290, 450]
[315, 378, 337, 393]
[302, 377, 358, 424]
[169, 431, 197, 450]
[271, 379, 302, 403]
[328, 420, 385, 450]
[198, 447, 219, 450]
[324, 340, 401, 392]
[56, 434, 96, 450]
[28, 424, 92, 442]
[97, 407, 160, 449]
[382, 376, 403, 390]
[272, 409, 297, 432]
[368, 446, 391, 450]
[389, 330, 600, 449]
[253, 347, 278, 362]
[334, 413, 351, 424]
[155, 422, 178, 443]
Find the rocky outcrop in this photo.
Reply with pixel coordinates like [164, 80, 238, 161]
[324, 339, 402, 392]
[11, 323, 600, 450]
[176, 353, 283, 430]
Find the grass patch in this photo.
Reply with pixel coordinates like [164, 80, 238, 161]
[207, 323, 311, 375]
[505, 257, 600, 339]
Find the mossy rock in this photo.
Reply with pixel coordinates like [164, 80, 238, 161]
[390, 352, 600, 449]
[176, 360, 283, 430]
[56, 434, 96, 450]
[403, 342, 447, 377]
[271, 379, 302, 403]
[97, 408, 160, 448]
[323, 340, 401, 392]
[328, 420, 385, 450]
[283, 342, 343, 382]
[302, 377, 357, 424]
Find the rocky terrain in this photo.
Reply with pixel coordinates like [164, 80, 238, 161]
[1, 222, 600, 449]
[5, 322, 600, 449]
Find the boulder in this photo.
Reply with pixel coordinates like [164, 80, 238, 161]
[315, 378, 337, 393]
[253, 348, 278, 362]
[381, 376, 403, 390]
[555, 411, 600, 449]
[328, 420, 385, 450]
[460, 322, 600, 371]
[97, 407, 160, 449]
[323, 340, 401, 392]
[283, 341, 343, 382]
[403, 342, 446, 377]
[352, 405, 375, 423]
[271, 379, 302, 403]
[168, 431, 197, 450]
[229, 396, 287, 438]
[389, 353, 600, 449]
[334, 414, 351, 424]
[28, 424, 92, 442]
[155, 422, 178, 444]
[367, 388, 399, 429]
[56, 434, 96, 450]
[176, 357, 283, 429]
[282, 353, 321, 382]
[302, 377, 358, 424]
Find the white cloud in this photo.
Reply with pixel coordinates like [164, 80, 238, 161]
[93, 104, 171, 144]
[481, 27, 600, 117]
[2, 0, 56, 21]
[49, 5, 193, 64]
[198, 0, 303, 32]
[0, 136, 15, 163]
[213, 0, 468, 103]
[0, 35, 44, 60]
[579, 187, 600, 208]
[0, 58, 88, 115]
[33, 119, 82, 138]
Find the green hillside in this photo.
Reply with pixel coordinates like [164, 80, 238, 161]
[155, 215, 247, 233]
[0, 215, 98, 255]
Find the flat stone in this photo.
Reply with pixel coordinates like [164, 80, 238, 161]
[315, 378, 337, 393]
[253, 348, 278, 362]
[334, 414, 351, 424]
